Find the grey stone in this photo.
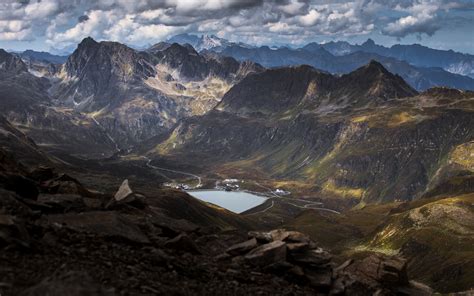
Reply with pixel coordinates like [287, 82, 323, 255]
[244, 240, 287, 267]
[226, 237, 258, 256]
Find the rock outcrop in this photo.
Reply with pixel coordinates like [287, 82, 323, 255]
[0, 152, 434, 295]
[106, 179, 146, 209]
[220, 229, 432, 295]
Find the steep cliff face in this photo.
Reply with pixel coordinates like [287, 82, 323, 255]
[51, 39, 198, 146]
[155, 63, 473, 204]
[146, 42, 263, 88]
[48, 39, 262, 148]
[0, 47, 132, 157]
[57, 37, 157, 112]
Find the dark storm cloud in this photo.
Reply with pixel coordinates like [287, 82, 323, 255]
[78, 15, 89, 23]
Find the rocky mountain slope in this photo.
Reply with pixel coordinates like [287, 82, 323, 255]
[0, 146, 432, 295]
[1, 37, 473, 294]
[50, 38, 261, 148]
[216, 61, 417, 115]
[287, 191, 474, 293]
[0, 38, 261, 157]
[0, 50, 117, 158]
[154, 63, 473, 205]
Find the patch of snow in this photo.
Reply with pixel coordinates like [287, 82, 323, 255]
[28, 69, 45, 77]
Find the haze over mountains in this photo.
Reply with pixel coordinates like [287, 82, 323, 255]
[168, 34, 474, 91]
[0, 34, 473, 294]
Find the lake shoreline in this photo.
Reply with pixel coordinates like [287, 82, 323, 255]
[186, 190, 269, 214]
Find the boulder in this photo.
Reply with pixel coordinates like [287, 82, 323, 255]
[290, 248, 332, 266]
[248, 231, 272, 243]
[106, 180, 146, 209]
[28, 166, 55, 182]
[304, 267, 333, 289]
[42, 174, 93, 197]
[0, 214, 30, 248]
[268, 229, 289, 241]
[270, 229, 311, 244]
[114, 179, 133, 201]
[0, 188, 33, 216]
[226, 238, 258, 256]
[37, 194, 86, 212]
[284, 231, 312, 244]
[45, 211, 150, 244]
[341, 254, 409, 290]
[381, 256, 408, 285]
[244, 240, 287, 267]
[287, 265, 305, 278]
[164, 233, 201, 254]
[286, 242, 309, 253]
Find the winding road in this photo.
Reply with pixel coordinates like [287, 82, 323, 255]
[88, 115, 202, 187]
[87, 116, 338, 215]
[49, 111, 341, 219]
[142, 156, 202, 188]
[247, 181, 341, 215]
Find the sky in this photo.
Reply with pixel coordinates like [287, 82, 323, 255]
[0, 0, 473, 54]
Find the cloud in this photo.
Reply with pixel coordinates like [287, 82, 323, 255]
[300, 9, 322, 26]
[0, 0, 470, 48]
[0, 28, 32, 41]
[381, 0, 442, 37]
[47, 10, 119, 47]
[24, 0, 59, 19]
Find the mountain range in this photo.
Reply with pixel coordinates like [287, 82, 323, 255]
[169, 34, 474, 91]
[318, 38, 474, 78]
[167, 33, 253, 52]
[0, 36, 473, 293]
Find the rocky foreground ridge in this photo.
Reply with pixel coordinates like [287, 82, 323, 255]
[0, 148, 434, 295]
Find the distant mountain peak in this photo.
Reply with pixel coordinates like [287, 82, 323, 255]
[340, 60, 418, 99]
[362, 38, 376, 46]
[147, 42, 172, 53]
[0, 49, 28, 73]
[78, 36, 98, 48]
[167, 33, 251, 52]
[364, 59, 390, 73]
[19, 49, 68, 64]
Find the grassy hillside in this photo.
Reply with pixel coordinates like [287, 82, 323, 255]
[286, 193, 474, 293]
